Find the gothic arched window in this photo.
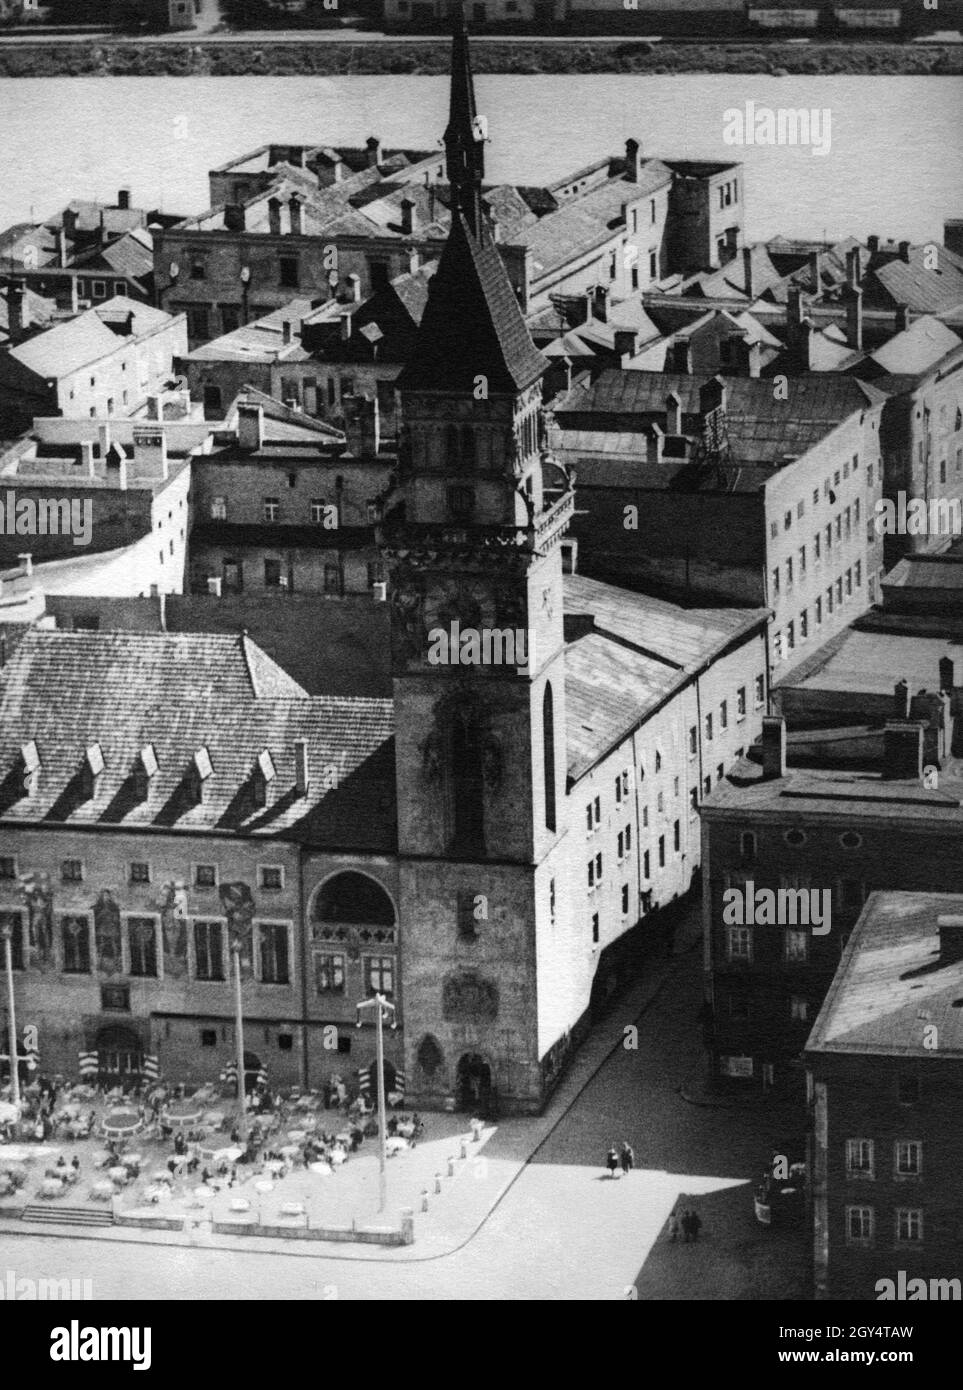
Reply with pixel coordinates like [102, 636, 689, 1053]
[543, 681, 556, 832]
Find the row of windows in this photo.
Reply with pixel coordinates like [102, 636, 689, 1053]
[717, 179, 739, 209]
[724, 992, 811, 1022]
[726, 926, 816, 963]
[771, 506, 862, 595]
[209, 497, 359, 527]
[0, 911, 293, 985]
[773, 565, 862, 659]
[846, 1138, 922, 1179]
[770, 458, 862, 541]
[738, 829, 864, 859]
[4, 858, 288, 892]
[846, 1206, 925, 1245]
[212, 558, 358, 596]
[313, 951, 394, 998]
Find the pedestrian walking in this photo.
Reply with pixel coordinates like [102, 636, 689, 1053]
[620, 1141, 634, 1175]
[689, 1208, 702, 1242]
[667, 1210, 680, 1243]
[605, 1146, 619, 1178]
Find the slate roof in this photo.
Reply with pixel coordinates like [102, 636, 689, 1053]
[870, 244, 963, 314]
[0, 629, 395, 848]
[867, 314, 962, 375]
[563, 574, 768, 778]
[806, 892, 963, 1059]
[396, 212, 547, 395]
[9, 297, 177, 379]
[553, 369, 885, 467]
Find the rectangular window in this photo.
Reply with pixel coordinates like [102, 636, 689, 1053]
[815, 596, 823, 625]
[643, 850, 650, 879]
[259, 922, 290, 985]
[0, 856, 16, 879]
[586, 804, 593, 834]
[826, 586, 834, 615]
[825, 523, 832, 553]
[128, 916, 158, 978]
[193, 920, 224, 981]
[365, 954, 394, 998]
[720, 1055, 753, 1078]
[129, 861, 150, 884]
[615, 774, 622, 805]
[621, 883, 629, 915]
[658, 836, 665, 868]
[800, 609, 808, 640]
[673, 819, 680, 852]
[846, 1138, 875, 1177]
[846, 1206, 874, 1243]
[595, 852, 603, 882]
[315, 951, 345, 994]
[61, 914, 91, 973]
[61, 859, 83, 883]
[771, 567, 780, 597]
[648, 250, 657, 280]
[727, 926, 752, 961]
[211, 496, 227, 521]
[737, 686, 747, 719]
[895, 1208, 922, 1243]
[720, 700, 728, 730]
[263, 497, 280, 523]
[845, 568, 853, 598]
[895, 1141, 921, 1177]
[689, 725, 697, 756]
[200, 1029, 217, 1047]
[754, 675, 765, 707]
[259, 866, 284, 891]
[591, 912, 599, 944]
[625, 823, 631, 851]
[587, 860, 595, 890]
[617, 830, 625, 860]
[786, 621, 795, 652]
[690, 786, 699, 813]
[836, 577, 844, 606]
[785, 929, 808, 963]
[593, 796, 601, 826]
[798, 545, 806, 576]
[194, 864, 217, 889]
[264, 559, 282, 588]
[310, 499, 328, 524]
[279, 256, 300, 288]
[790, 996, 809, 1021]
[784, 510, 792, 532]
[814, 532, 821, 561]
[705, 713, 713, 743]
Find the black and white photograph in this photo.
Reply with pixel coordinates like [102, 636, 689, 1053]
[0, 0, 961, 1342]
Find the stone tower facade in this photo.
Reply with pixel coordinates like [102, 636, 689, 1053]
[380, 5, 575, 1114]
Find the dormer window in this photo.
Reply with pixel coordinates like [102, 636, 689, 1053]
[252, 748, 276, 808]
[191, 746, 213, 805]
[80, 743, 104, 802]
[20, 740, 41, 796]
[133, 743, 158, 802]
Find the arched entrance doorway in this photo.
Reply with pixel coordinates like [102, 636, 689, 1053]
[456, 1052, 492, 1115]
[95, 1026, 144, 1087]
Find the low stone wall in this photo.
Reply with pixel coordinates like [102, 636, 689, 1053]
[212, 1211, 414, 1245]
[114, 1210, 183, 1232]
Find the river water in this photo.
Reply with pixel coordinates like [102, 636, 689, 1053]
[1, 74, 961, 242]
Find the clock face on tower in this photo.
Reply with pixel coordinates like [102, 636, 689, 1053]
[424, 579, 492, 636]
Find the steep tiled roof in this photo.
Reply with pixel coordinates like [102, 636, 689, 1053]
[397, 212, 547, 395]
[0, 630, 395, 847]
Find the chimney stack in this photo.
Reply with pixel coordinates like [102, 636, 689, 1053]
[117, 188, 131, 211]
[224, 203, 246, 232]
[937, 914, 963, 965]
[268, 198, 282, 237]
[365, 135, 383, 168]
[348, 272, 362, 304]
[761, 715, 787, 780]
[18, 553, 33, 577]
[846, 246, 860, 288]
[360, 394, 381, 458]
[80, 440, 97, 477]
[898, 240, 911, 263]
[746, 339, 763, 379]
[798, 319, 814, 372]
[282, 320, 292, 345]
[6, 280, 26, 344]
[294, 738, 310, 796]
[867, 234, 880, 254]
[843, 284, 863, 352]
[592, 283, 608, 323]
[809, 250, 821, 294]
[742, 246, 754, 301]
[400, 196, 417, 236]
[883, 720, 924, 779]
[894, 678, 911, 718]
[895, 304, 910, 334]
[624, 137, 644, 183]
[939, 655, 955, 694]
[614, 327, 639, 360]
[55, 227, 67, 268]
[340, 310, 353, 343]
[665, 390, 682, 436]
[699, 374, 727, 427]
[583, 288, 593, 326]
[288, 195, 302, 236]
[237, 402, 264, 452]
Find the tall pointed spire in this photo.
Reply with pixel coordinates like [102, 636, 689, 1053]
[444, 0, 485, 239]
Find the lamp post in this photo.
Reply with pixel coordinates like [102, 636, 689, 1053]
[1, 917, 20, 1108]
[230, 937, 248, 1146]
[356, 993, 396, 1214]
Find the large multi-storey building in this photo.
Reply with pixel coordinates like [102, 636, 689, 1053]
[550, 368, 886, 675]
[0, 15, 769, 1114]
[806, 891, 963, 1301]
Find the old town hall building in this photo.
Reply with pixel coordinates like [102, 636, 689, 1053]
[0, 13, 769, 1114]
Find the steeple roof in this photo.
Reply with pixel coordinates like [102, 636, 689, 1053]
[396, 210, 547, 395]
[444, 0, 485, 238]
